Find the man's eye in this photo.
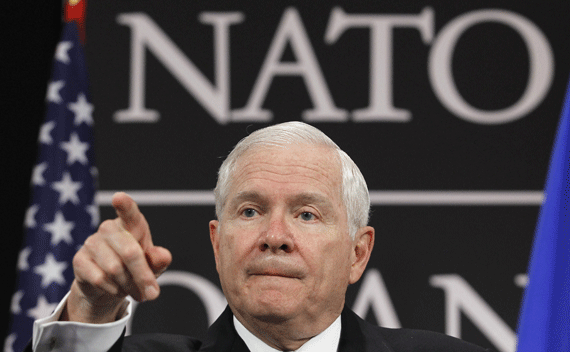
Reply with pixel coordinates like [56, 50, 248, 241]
[300, 212, 315, 221]
[243, 208, 257, 218]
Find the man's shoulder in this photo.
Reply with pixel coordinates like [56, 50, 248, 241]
[344, 309, 489, 352]
[363, 322, 489, 352]
[120, 333, 202, 351]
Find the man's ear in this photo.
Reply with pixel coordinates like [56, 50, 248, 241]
[349, 226, 375, 284]
[209, 220, 220, 272]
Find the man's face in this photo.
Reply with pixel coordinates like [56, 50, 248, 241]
[209, 144, 373, 342]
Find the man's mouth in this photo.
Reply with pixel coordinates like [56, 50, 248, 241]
[251, 270, 298, 278]
[246, 257, 305, 279]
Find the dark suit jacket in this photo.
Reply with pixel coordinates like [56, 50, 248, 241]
[110, 306, 489, 352]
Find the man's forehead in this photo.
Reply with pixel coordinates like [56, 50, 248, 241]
[236, 144, 340, 170]
[226, 144, 343, 201]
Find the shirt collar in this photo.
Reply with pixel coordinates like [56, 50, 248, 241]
[233, 315, 342, 352]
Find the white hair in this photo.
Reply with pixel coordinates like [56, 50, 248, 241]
[214, 121, 370, 239]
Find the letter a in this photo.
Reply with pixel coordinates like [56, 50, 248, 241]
[352, 268, 401, 328]
[233, 8, 347, 122]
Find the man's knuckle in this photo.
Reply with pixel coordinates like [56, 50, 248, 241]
[106, 261, 123, 277]
[83, 236, 97, 250]
[72, 254, 85, 271]
[121, 243, 143, 263]
[90, 271, 107, 288]
[98, 219, 116, 233]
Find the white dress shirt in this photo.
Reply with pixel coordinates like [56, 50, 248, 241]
[32, 292, 130, 352]
[32, 294, 342, 352]
[233, 315, 341, 352]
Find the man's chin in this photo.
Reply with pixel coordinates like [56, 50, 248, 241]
[242, 292, 303, 323]
[246, 274, 301, 294]
[228, 277, 306, 322]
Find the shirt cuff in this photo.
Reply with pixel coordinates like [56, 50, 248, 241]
[32, 292, 131, 352]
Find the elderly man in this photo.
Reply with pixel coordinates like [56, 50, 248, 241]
[30, 122, 488, 351]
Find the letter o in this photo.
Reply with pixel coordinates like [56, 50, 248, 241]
[126, 271, 227, 335]
[428, 9, 554, 124]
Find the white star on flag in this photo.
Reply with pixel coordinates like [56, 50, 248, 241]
[33, 253, 68, 288]
[17, 247, 31, 271]
[55, 41, 73, 64]
[90, 166, 99, 178]
[10, 291, 24, 315]
[86, 202, 100, 228]
[24, 205, 39, 229]
[38, 121, 55, 145]
[51, 172, 82, 204]
[43, 211, 74, 246]
[31, 162, 48, 186]
[60, 132, 89, 165]
[26, 296, 58, 321]
[46, 80, 65, 104]
[4, 333, 16, 352]
[68, 92, 94, 126]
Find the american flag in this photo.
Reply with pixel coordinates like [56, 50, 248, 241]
[5, 21, 97, 352]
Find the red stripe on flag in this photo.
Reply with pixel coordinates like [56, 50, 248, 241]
[64, 0, 86, 43]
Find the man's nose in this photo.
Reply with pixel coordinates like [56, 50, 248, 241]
[259, 216, 295, 253]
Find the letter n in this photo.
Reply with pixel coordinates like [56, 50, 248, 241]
[430, 274, 516, 352]
[114, 12, 243, 124]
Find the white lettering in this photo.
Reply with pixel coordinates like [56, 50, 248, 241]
[352, 268, 401, 328]
[430, 274, 516, 352]
[114, 9, 553, 126]
[325, 7, 434, 122]
[115, 12, 243, 124]
[127, 271, 226, 335]
[232, 8, 347, 122]
[428, 9, 554, 124]
[514, 273, 528, 288]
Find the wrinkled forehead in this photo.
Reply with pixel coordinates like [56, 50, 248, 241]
[231, 144, 343, 195]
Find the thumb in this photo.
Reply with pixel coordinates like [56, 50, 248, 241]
[146, 246, 172, 277]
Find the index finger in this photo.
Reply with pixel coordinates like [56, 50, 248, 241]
[112, 192, 150, 242]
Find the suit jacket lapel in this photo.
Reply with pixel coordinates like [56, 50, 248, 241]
[339, 306, 395, 352]
[199, 306, 250, 352]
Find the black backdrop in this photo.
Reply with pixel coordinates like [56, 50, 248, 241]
[2, 0, 63, 343]
[3, 2, 570, 351]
